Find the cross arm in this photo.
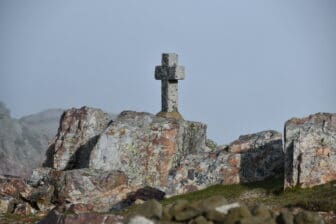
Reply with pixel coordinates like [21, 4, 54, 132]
[155, 65, 185, 80]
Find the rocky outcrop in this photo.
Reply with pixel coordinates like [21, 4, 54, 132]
[0, 106, 286, 217]
[284, 113, 336, 188]
[55, 169, 130, 212]
[43, 106, 112, 170]
[0, 102, 63, 177]
[41, 107, 284, 199]
[89, 111, 207, 189]
[167, 130, 284, 194]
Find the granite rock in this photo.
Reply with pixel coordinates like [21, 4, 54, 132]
[89, 111, 207, 190]
[284, 113, 336, 188]
[0, 175, 30, 199]
[0, 196, 16, 214]
[44, 106, 112, 170]
[55, 168, 132, 212]
[167, 130, 283, 194]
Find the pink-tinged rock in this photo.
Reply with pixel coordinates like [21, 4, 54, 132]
[0, 175, 30, 199]
[89, 111, 207, 190]
[44, 106, 112, 170]
[167, 130, 283, 195]
[56, 168, 133, 212]
[284, 113, 336, 188]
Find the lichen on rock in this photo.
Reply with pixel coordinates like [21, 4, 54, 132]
[284, 113, 336, 188]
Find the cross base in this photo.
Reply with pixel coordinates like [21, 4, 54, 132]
[156, 111, 184, 120]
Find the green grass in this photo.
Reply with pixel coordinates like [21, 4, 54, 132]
[160, 177, 336, 213]
[116, 177, 336, 216]
[162, 177, 283, 206]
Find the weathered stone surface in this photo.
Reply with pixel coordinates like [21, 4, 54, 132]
[28, 167, 59, 187]
[0, 196, 16, 214]
[167, 130, 283, 194]
[89, 111, 207, 191]
[56, 168, 131, 212]
[294, 211, 325, 224]
[44, 106, 112, 170]
[0, 175, 30, 199]
[284, 113, 336, 188]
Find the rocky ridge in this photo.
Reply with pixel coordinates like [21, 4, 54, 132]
[0, 105, 335, 223]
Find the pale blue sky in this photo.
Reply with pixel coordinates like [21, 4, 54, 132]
[1, 0, 335, 143]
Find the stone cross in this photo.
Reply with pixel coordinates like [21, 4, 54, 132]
[155, 53, 185, 115]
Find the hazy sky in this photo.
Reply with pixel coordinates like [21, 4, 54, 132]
[1, 0, 335, 144]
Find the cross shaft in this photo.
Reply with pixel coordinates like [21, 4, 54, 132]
[155, 53, 185, 115]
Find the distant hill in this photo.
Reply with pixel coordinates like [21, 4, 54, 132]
[0, 102, 63, 177]
[20, 108, 64, 138]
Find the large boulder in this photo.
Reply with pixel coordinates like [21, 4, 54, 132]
[44, 106, 112, 170]
[167, 130, 284, 195]
[284, 113, 336, 188]
[55, 168, 132, 212]
[36, 106, 285, 211]
[89, 111, 207, 189]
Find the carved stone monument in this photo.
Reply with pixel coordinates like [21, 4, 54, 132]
[155, 53, 185, 119]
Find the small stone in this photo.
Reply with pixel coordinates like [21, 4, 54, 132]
[128, 216, 155, 224]
[13, 203, 35, 215]
[171, 200, 189, 213]
[134, 199, 145, 205]
[276, 209, 293, 224]
[174, 207, 200, 221]
[170, 200, 201, 221]
[294, 211, 325, 224]
[237, 216, 276, 224]
[133, 199, 162, 220]
[224, 204, 252, 224]
[193, 215, 212, 224]
[215, 202, 240, 215]
[199, 195, 228, 212]
[205, 210, 226, 222]
[162, 204, 174, 221]
[251, 205, 272, 218]
[0, 196, 16, 214]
